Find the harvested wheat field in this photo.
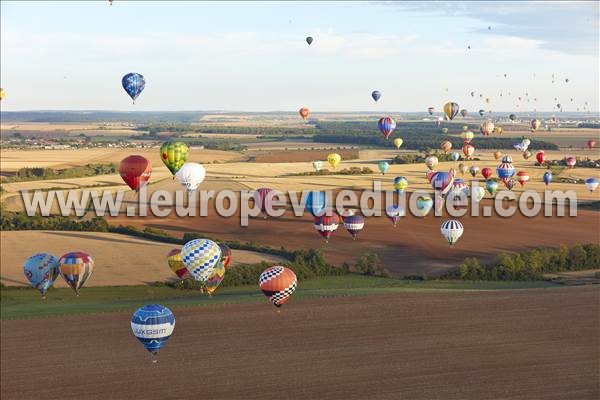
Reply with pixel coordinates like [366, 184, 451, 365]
[2, 287, 598, 400]
[0, 231, 285, 287]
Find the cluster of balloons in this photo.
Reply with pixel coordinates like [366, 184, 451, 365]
[23, 251, 95, 298]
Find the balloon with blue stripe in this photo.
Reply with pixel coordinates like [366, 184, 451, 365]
[131, 304, 175, 363]
[305, 191, 327, 217]
[122, 72, 146, 104]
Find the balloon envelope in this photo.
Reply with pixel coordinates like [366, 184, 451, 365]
[166, 249, 189, 280]
[58, 252, 95, 295]
[305, 191, 327, 217]
[23, 253, 60, 297]
[175, 162, 206, 192]
[181, 239, 221, 283]
[119, 155, 152, 191]
[259, 266, 297, 308]
[131, 304, 175, 359]
[444, 102, 459, 120]
[122, 73, 145, 103]
[160, 142, 189, 175]
[371, 90, 381, 102]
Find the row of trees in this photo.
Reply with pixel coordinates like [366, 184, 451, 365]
[290, 167, 374, 176]
[442, 244, 600, 281]
[6, 163, 117, 182]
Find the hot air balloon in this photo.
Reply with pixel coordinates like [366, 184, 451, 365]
[393, 176, 408, 195]
[461, 131, 474, 143]
[181, 239, 221, 283]
[462, 143, 475, 159]
[460, 109, 468, 117]
[509, 114, 516, 121]
[131, 305, 175, 363]
[305, 191, 327, 217]
[415, 195, 433, 217]
[493, 126, 503, 135]
[58, 252, 95, 296]
[378, 117, 396, 139]
[448, 178, 468, 202]
[458, 163, 467, 175]
[481, 167, 492, 180]
[565, 156, 576, 168]
[313, 213, 340, 243]
[371, 90, 381, 102]
[522, 150, 532, 160]
[470, 91, 475, 97]
[378, 161, 389, 175]
[485, 180, 499, 195]
[175, 162, 206, 193]
[299, 107, 310, 120]
[0, 88, 5, 101]
[425, 170, 437, 184]
[469, 166, 480, 178]
[442, 127, 449, 134]
[535, 151, 546, 165]
[587, 140, 596, 150]
[478, 109, 485, 117]
[23, 253, 60, 299]
[119, 155, 152, 192]
[543, 172, 552, 187]
[584, 178, 599, 192]
[440, 141, 452, 153]
[306, 36, 313, 45]
[425, 155, 439, 170]
[450, 152, 460, 162]
[469, 186, 486, 203]
[393, 138, 403, 149]
[516, 171, 529, 186]
[254, 188, 274, 218]
[503, 179, 515, 190]
[530, 119, 541, 131]
[428, 107, 435, 115]
[463, 125, 469, 132]
[122, 72, 145, 103]
[386, 204, 404, 226]
[444, 102, 460, 120]
[497, 161, 515, 181]
[441, 220, 464, 247]
[160, 141, 189, 176]
[259, 266, 297, 308]
[218, 243, 232, 269]
[480, 121, 494, 136]
[431, 171, 454, 195]
[204, 262, 226, 297]
[327, 153, 341, 169]
[493, 151, 502, 160]
[312, 161, 323, 171]
[343, 214, 364, 240]
[166, 249, 189, 280]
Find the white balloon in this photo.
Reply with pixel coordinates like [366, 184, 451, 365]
[175, 162, 206, 192]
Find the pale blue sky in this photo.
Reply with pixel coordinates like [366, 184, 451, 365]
[1, 1, 598, 112]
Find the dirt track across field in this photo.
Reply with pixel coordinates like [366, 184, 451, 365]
[2, 287, 598, 400]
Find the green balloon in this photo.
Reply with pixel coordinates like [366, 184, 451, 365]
[160, 141, 189, 175]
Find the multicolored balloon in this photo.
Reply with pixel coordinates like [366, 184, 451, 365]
[119, 155, 152, 191]
[444, 102, 459, 120]
[204, 263, 226, 297]
[469, 165, 479, 178]
[516, 171, 529, 186]
[462, 143, 475, 159]
[131, 304, 175, 362]
[313, 213, 340, 242]
[485, 180, 499, 195]
[166, 249, 189, 280]
[480, 121, 494, 136]
[565, 156, 576, 169]
[299, 107, 310, 120]
[343, 214, 365, 240]
[386, 204, 404, 226]
[58, 251, 95, 296]
[181, 239, 221, 283]
[461, 131, 474, 143]
[450, 152, 460, 162]
[175, 162, 206, 193]
[393, 176, 408, 194]
[431, 171, 454, 195]
[441, 141, 452, 153]
[122, 72, 146, 103]
[441, 220, 464, 247]
[425, 155, 439, 170]
[160, 141, 189, 176]
[259, 266, 297, 308]
[378, 117, 396, 140]
[218, 243, 232, 269]
[23, 253, 60, 299]
[584, 178, 599, 192]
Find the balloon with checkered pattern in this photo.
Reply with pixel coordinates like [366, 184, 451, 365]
[181, 239, 222, 284]
[259, 266, 297, 309]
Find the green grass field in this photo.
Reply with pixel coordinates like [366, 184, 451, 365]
[1, 275, 559, 320]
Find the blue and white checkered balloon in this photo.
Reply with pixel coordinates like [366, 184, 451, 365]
[181, 239, 222, 283]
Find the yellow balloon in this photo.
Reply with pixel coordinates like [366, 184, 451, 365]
[393, 138, 403, 150]
[327, 153, 341, 169]
[0, 88, 5, 101]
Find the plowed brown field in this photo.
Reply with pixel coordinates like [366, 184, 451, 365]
[1, 287, 598, 400]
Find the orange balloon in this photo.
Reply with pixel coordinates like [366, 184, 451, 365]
[299, 107, 310, 120]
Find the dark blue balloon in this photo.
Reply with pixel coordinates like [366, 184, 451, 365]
[543, 172, 552, 186]
[371, 90, 381, 102]
[122, 72, 146, 103]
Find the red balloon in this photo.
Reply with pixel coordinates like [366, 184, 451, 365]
[535, 151, 545, 165]
[588, 140, 597, 150]
[516, 171, 529, 186]
[119, 155, 152, 191]
[481, 167, 492, 180]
